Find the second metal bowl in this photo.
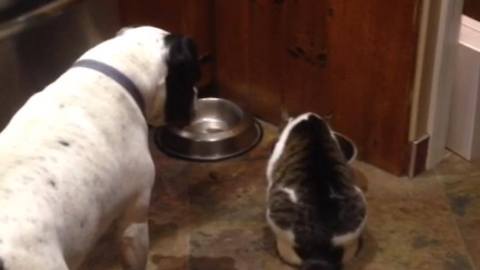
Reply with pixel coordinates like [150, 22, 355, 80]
[334, 132, 358, 164]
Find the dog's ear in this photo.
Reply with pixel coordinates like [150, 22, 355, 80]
[164, 34, 201, 83]
[164, 34, 201, 126]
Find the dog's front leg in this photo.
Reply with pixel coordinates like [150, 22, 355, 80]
[117, 190, 151, 270]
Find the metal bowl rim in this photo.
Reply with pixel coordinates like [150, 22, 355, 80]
[155, 120, 263, 162]
[166, 97, 253, 141]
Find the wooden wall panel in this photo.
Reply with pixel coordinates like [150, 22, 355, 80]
[248, 0, 285, 121]
[326, 0, 421, 175]
[464, 0, 480, 21]
[215, 0, 421, 175]
[214, 1, 251, 110]
[215, 0, 330, 123]
[120, 0, 183, 32]
[282, 0, 331, 117]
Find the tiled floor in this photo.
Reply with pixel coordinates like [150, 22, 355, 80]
[81, 122, 480, 270]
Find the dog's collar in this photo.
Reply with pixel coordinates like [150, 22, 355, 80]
[72, 59, 146, 116]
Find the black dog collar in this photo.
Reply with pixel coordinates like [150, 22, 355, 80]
[72, 59, 146, 115]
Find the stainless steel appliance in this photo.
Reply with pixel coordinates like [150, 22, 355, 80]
[0, 0, 120, 129]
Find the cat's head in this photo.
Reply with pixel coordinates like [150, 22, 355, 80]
[267, 112, 343, 182]
[275, 112, 339, 150]
[279, 112, 336, 138]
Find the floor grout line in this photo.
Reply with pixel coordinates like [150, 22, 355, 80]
[433, 169, 479, 270]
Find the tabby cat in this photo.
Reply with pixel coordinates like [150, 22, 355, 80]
[266, 113, 367, 270]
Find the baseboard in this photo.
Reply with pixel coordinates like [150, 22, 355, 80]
[409, 135, 430, 178]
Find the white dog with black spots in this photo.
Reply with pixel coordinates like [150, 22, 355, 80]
[0, 26, 200, 270]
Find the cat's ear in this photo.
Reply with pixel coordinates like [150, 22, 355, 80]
[279, 108, 292, 131]
[323, 112, 334, 122]
[281, 109, 291, 123]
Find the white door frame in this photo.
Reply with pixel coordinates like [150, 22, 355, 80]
[409, 0, 464, 172]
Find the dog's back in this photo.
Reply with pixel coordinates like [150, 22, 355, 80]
[0, 60, 154, 269]
[0, 25, 200, 270]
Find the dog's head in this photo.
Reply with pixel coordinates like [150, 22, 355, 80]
[117, 26, 200, 127]
[147, 32, 200, 127]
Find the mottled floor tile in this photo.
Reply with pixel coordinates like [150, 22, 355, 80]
[81, 123, 480, 270]
[441, 172, 480, 269]
[350, 162, 475, 270]
[432, 153, 480, 182]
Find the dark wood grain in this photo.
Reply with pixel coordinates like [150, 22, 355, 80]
[119, 0, 183, 32]
[181, 0, 215, 87]
[215, 0, 421, 175]
[282, 0, 331, 117]
[247, 0, 285, 121]
[464, 0, 480, 21]
[326, 0, 421, 175]
[214, 1, 251, 111]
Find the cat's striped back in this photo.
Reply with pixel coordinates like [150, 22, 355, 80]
[266, 112, 367, 270]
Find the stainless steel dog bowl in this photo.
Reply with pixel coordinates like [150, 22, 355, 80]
[155, 97, 262, 161]
[334, 132, 358, 164]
